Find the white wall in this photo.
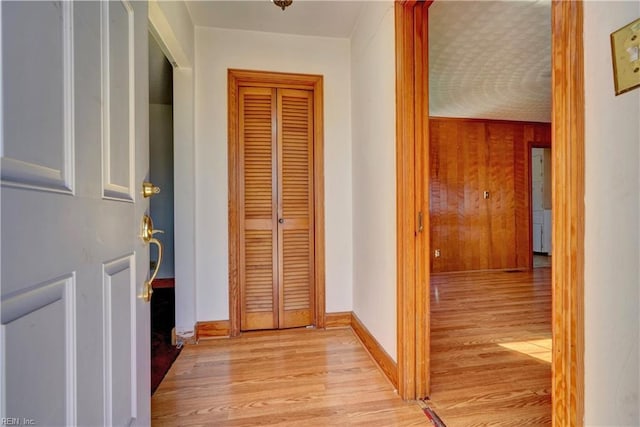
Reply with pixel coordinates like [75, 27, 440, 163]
[173, 68, 197, 337]
[194, 27, 353, 321]
[584, 2, 640, 425]
[350, 2, 397, 360]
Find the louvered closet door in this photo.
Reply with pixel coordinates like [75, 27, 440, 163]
[239, 86, 315, 331]
[277, 89, 315, 329]
[239, 87, 278, 330]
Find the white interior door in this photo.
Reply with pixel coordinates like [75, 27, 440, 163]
[1, 1, 150, 425]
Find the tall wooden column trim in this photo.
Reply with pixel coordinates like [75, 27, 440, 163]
[551, 1, 585, 425]
[395, 0, 431, 400]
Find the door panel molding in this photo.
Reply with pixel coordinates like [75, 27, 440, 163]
[102, 254, 136, 426]
[0, 274, 77, 425]
[0, 1, 75, 194]
[100, 0, 135, 202]
[228, 69, 325, 336]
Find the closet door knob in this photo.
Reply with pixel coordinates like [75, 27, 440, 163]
[278, 218, 285, 224]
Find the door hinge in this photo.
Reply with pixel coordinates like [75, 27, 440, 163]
[417, 211, 424, 233]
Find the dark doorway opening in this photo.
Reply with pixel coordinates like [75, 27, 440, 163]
[148, 32, 179, 394]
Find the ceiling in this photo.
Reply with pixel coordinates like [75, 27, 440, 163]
[183, 0, 551, 123]
[185, 1, 364, 38]
[429, 1, 551, 123]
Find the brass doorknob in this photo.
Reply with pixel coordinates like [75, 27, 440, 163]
[140, 214, 164, 302]
[142, 181, 161, 198]
[141, 215, 164, 243]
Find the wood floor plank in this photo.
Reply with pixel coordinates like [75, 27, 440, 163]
[151, 328, 427, 426]
[427, 268, 552, 426]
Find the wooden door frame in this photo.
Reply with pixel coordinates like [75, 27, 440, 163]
[395, 1, 585, 425]
[227, 69, 326, 336]
[395, 0, 431, 401]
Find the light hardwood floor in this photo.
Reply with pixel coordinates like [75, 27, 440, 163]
[426, 268, 552, 426]
[151, 328, 427, 426]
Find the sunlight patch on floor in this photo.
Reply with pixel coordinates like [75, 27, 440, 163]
[499, 338, 552, 363]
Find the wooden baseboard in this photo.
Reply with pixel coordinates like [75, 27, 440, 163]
[198, 313, 352, 336]
[325, 311, 352, 328]
[197, 320, 231, 339]
[350, 312, 398, 389]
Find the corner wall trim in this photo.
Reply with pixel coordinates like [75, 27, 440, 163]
[196, 320, 231, 339]
[325, 311, 352, 328]
[350, 312, 399, 389]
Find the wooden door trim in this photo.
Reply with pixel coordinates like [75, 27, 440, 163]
[395, 0, 585, 423]
[550, 1, 585, 425]
[395, 0, 431, 400]
[228, 69, 325, 336]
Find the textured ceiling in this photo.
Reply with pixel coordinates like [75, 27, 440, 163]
[429, 1, 551, 123]
[185, 1, 364, 38]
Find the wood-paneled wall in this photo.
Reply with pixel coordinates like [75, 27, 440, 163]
[430, 117, 550, 273]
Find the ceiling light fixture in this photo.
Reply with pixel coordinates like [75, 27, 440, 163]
[272, 0, 292, 11]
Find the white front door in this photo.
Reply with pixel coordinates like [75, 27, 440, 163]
[1, 1, 151, 425]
